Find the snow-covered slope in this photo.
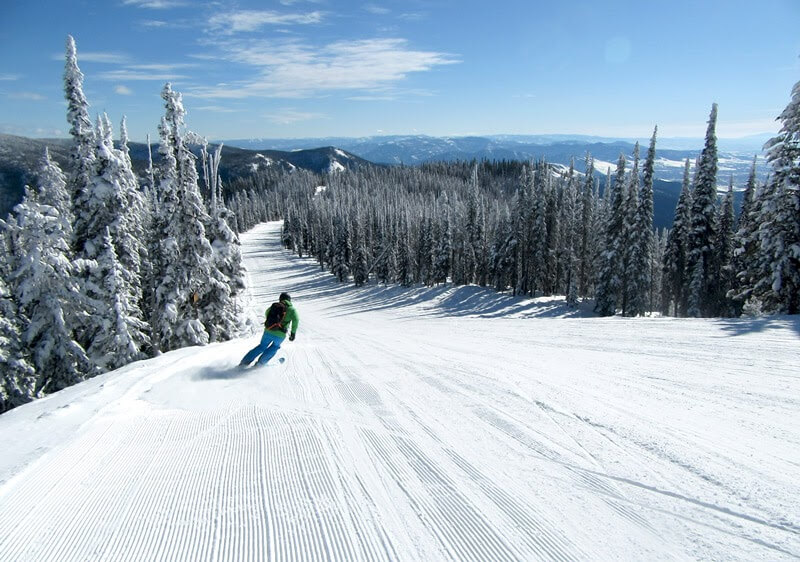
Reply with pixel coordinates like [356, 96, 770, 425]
[0, 222, 798, 561]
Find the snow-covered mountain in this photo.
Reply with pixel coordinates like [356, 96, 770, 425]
[225, 134, 767, 184]
[1, 221, 797, 561]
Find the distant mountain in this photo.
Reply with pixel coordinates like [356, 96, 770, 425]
[0, 133, 748, 230]
[0, 134, 373, 218]
[223, 134, 767, 186]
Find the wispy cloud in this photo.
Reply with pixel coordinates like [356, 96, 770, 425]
[187, 38, 458, 99]
[140, 19, 168, 27]
[97, 69, 191, 81]
[8, 92, 46, 101]
[208, 10, 323, 33]
[51, 51, 131, 64]
[263, 108, 324, 124]
[128, 63, 199, 71]
[194, 105, 240, 113]
[114, 85, 134, 95]
[0, 74, 20, 81]
[364, 4, 390, 15]
[123, 0, 188, 9]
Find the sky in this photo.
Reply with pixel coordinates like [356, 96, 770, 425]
[0, 0, 799, 143]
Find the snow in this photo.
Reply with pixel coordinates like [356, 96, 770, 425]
[0, 221, 798, 561]
[328, 160, 346, 173]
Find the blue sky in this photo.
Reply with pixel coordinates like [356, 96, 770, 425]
[1, 0, 798, 142]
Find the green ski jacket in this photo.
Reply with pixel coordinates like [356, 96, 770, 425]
[265, 301, 299, 339]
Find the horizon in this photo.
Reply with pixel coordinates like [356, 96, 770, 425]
[1, 1, 798, 143]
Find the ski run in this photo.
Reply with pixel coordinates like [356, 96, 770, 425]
[0, 221, 798, 561]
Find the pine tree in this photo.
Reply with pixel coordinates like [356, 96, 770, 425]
[352, 211, 370, 287]
[577, 155, 596, 297]
[629, 128, 657, 315]
[595, 154, 627, 316]
[37, 148, 72, 221]
[686, 103, 720, 316]
[758, 79, 800, 314]
[64, 35, 96, 257]
[622, 143, 641, 315]
[662, 159, 693, 316]
[713, 178, 737, 316]
[152, 85, 216, 350]
[433, 207, 452, 285]
[201, 142, 245, 341]
[332, 216, 351, 282]
[87, 228, 149, 370]
[8, 186, 96, 393]
[0, 272, 37, 412]
[730, 157, 760, 310]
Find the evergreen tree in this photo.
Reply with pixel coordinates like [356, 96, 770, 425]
[0, 272, 37, 412]
[8, 186, 96, 393]
[352, 211, 370, 287]
[64, 35, 95, 256]
[712, 178, 737, 316]
[758, 79, 800, 314]
[577, 155, 596, 297]
[433, 207, 452, 285]
[686, 103, 720, 316]
[662, 159, 693, 316]
[730, 157, 760, 310]
[629, 128, 657, 316]
[201, 143, 245, 341]
[152, 84, 215, 350]
[622, 143, 641, 315]
[87, 228, 149, 370]
[595, 154, 627, 316]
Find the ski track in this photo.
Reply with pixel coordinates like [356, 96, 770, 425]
[0, 221, 798, 561]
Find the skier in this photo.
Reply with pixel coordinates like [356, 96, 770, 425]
[240, 292, 299, 367]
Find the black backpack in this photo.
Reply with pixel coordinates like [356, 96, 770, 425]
[265, 302, 287, 331]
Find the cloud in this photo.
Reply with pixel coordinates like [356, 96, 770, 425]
[8, 92, 46, 101]
[194, 105, 240, 113]
[0, 74, 20, 81]
[263, 108, 324, 124]
[208, 10, 323, 33]
[187, 38, 458, 99]
[364, 4, 390, 15]
[97, 69, 191, 81]
[123, 0, 188, 8]
[114, 85, 134, 95]
[51, 51, 131, 64]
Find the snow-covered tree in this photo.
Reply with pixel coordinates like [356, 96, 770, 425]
[152, 84, 214, 350]
[712, 178, 737, 316]
[627, 128, 657, 316]
[686, 103, 719, 316]
[0, 272, 37, 412]
[595, 154, 627, 316]
[87, 228, 149, 370]
[8, 186, 96, 393]
[758, 79, 800, 314]
[662, 159, 693, 316]
[64, 35, 96, 257]
[200, 142, 245, 342]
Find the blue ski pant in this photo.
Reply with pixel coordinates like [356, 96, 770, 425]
[241, 331, 284, 366]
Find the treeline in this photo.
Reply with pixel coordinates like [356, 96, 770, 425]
[0, 37, 246, 413]
[228, 87, 799, 320]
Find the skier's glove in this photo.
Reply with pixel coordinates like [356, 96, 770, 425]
[289, 333, 296, 341]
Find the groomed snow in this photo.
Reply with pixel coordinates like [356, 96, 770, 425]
[0, 221, 798, 561]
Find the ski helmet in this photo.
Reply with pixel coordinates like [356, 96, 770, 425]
[279, 292, 291, 302]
